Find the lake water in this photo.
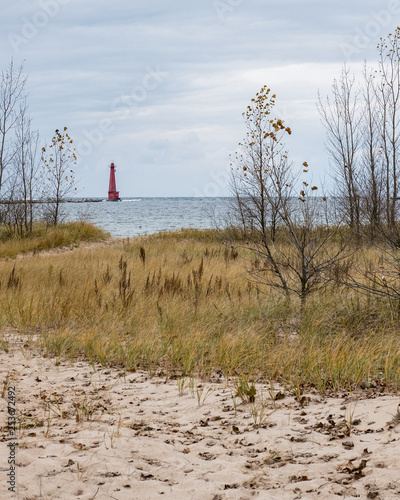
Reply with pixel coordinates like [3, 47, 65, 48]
[62, 198, 232, 238]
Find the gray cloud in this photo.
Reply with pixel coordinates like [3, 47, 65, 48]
[0, 0, 398, 196]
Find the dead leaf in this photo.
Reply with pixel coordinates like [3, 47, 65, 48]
[290, 475, 309, 482]
[342, 441, 354, 449]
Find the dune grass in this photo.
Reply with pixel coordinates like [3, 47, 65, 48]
[0, 222, 109, 258]
[0, 227, 400, 393]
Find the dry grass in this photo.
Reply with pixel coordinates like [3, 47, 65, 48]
[1, 228, 400, 393]
[0, 222, 109, 258]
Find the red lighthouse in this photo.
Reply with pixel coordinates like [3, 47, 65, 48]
[108, 162, 120, 201]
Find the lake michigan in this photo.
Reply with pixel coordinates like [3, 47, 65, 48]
[62, 198, 232, 238]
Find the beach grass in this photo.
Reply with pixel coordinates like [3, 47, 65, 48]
[1, 227, 400, 393]
[0, 222, 109, 258]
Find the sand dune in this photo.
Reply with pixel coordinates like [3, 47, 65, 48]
[1, 335, 400, 500]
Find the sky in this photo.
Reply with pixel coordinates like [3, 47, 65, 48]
[1, 0, 399, 197]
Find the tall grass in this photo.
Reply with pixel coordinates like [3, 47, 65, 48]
[1, 228, 400, 392]
[0, 222, 109, 258]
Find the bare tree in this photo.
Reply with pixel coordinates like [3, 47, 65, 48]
[318, 31, 400, 244]
[317, 65, 362, 234]
[11, 98, 40, 234]
[0, 61, 78, 234]
[0, 60, 27, 198]
[358, 64, 384, 237]
[375, 28, 400, 231]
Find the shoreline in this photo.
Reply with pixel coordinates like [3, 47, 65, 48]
[0, 198, 104, 204]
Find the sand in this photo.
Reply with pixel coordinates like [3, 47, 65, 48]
[1, 333, 400, 500]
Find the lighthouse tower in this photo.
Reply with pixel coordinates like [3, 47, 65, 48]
[108, 163, 120, 201]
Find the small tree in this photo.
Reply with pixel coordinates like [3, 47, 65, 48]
[0, 60, 26, 198]
[319, 29, 400, 244]
[317, 66, 362, 235]
[41, 127, 77, 225]
[230, 86, 350, 314]
[358, 64, 385, 237]
[229, 85, 293, 243]
[9, 97, 40, 235]
[376, 28, 400, 230]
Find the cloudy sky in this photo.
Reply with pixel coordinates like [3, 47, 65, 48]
[1, 0, 398, 197]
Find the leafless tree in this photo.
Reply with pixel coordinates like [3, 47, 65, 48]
[0, 60, 27, 198]
[10, 98, 40, 234]
[317, 65, 362, 234]
[0, 60, 79, 233]
[358, 64, 385, 238]
[375, 29, 400, 231]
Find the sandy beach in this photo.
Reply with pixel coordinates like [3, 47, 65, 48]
[1, 333, 400, 500]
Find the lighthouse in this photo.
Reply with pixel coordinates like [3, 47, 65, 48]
[108, 162, 120, 201]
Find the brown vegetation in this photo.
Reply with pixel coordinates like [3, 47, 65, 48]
[1, 227, 400, 393]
